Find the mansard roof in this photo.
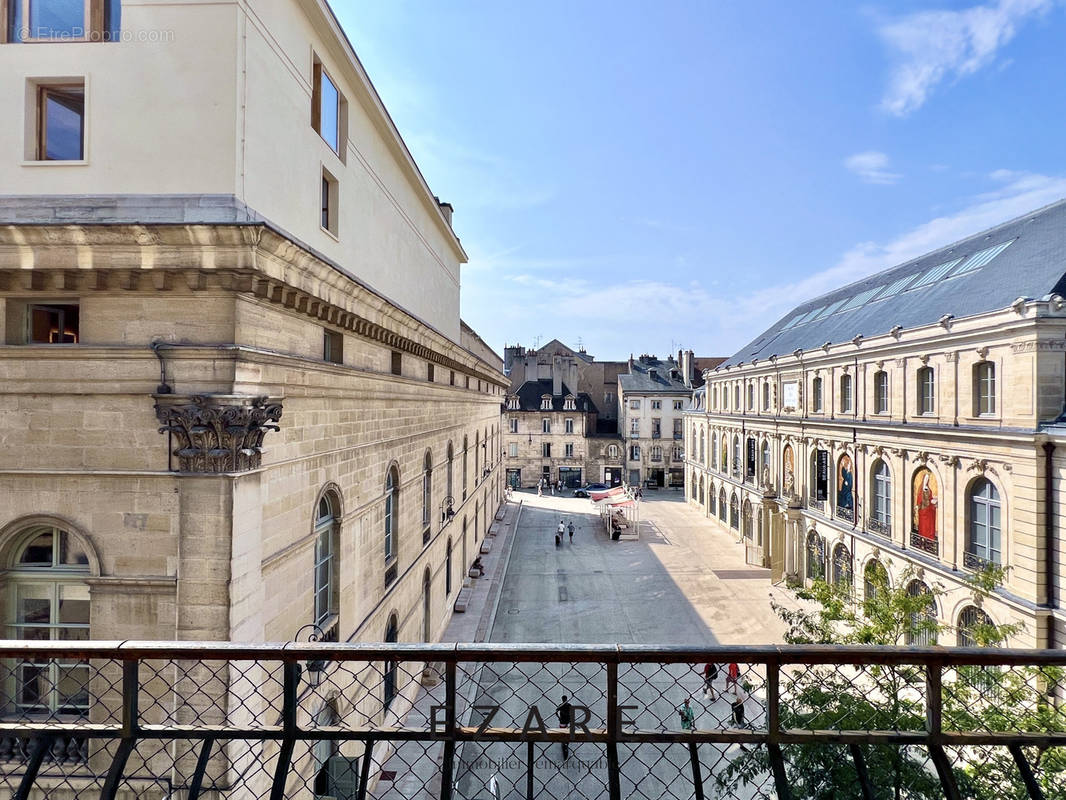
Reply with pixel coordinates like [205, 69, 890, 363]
[619, 358, 689, 394]
[511, 380, 599, 413]
[721, 198, 1066, 368]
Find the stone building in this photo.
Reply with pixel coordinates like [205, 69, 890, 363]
[620, 354, 715, 488]
[685, 199, 1066, 649]
[0, 0, 504, 795]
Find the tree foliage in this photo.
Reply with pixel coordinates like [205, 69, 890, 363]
[716, 560, 1066, 799]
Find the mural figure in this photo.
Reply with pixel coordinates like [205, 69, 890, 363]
[913, 468, 938, 540]
[837, 454, 854, 511]
[782, 445, 795, 498]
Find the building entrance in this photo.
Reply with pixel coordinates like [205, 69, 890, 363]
[558, 467, 582, 488]
[647, 469, 665, 489]
[604, 467, 622, 487]
[506, 469, 521, 489]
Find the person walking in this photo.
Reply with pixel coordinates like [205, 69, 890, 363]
[550, 479, 555, 496]
[702, 663, 719, 701]
[678, 697, 695, 731]
[556, 520, 564, 547]
[556, 695, 573, 759]
[537, 479, 543, 497]
[567, 520, 575, 543]
[726, 662, 740, 692]
[730, 685, 748, 728]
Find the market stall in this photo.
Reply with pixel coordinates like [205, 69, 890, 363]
[591, 488, 640, 541]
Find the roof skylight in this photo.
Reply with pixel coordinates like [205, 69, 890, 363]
[872, 274, 917, 302]
[837, 286, 884, 313]
[908, 258, 963, 290]
[950, 239, 1014, 277]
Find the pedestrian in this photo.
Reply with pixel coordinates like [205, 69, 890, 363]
[556, 520, 564, 547]
[550, 480, 555, 496]
[730, 686, 747, 728]
[726, 662, 740, 692]
[537, 479, 543, 497]
[567, 520, 575, 543]
[702, 662, 719, 701]
[636, 486, 643, 500]
[557, 479, 563, 494]
[556, 695, 573, 759]
[678, 697, 695, 731]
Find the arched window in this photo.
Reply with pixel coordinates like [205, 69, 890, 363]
[474, 431, 480, 485]
[905, 580, 937, 646]
[446, 538, 453, 596]
[745, 437, 756, 481]
[709, 482, 717, 515]
[314, 495, 339, 629]
[917, 366, 935, 415]
[832, 543, 852, 588]
[973, 361, 996, 416]
[762, 382, 770, 411]
[691, 428, 697, 456]
[383, 614, 398, 708]
[698, 432, 705, 464]
[806, 531, 825, 581]
[384, 466, 399, 563]
[698, 476, 705, 506]
[608, 444, 618, 459]
[718, 488, 727, 522]
[760, 441, 770, 484]
[462, 435, 469, 500]
[711, 432, 718, 470]
[746, 383, 754, 411]
[732, 435, 740, 478]
[967, 478, 1002, 567]
[742, 500, 753, 539]
[839, 374, 853, 413]
[422, 568, 432, 642]
[812, 377, 823, 412]
[6, 525, 91, 715]
[957, 606, 995, 647]
[863, 559, 888, 603]
[734, 384, 740, 410]
[422, 451, 433, 542]
[870, 460, 891, 535]
[446, 442, 454, 501]
[729, 493, 740, 530]
[874, 370, 889, 414]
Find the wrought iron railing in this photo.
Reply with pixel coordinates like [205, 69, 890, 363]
[911, 530, 939, 556]
[0, 641, 1063, 800]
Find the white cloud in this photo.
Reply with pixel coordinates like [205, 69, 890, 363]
[463, 171, 1066, 359]
[877, 0, 1053, 116]
[844, 151, 902, 184]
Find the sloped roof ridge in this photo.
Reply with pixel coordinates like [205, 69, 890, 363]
[794, 195, 1066, 311]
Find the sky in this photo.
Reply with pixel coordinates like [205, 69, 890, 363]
[334, 0, 1066, 361]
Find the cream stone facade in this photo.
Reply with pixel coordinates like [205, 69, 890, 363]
[685, 200, 1066, 649]
[0, 1, 505, 797]
[620, 355, 694, 489]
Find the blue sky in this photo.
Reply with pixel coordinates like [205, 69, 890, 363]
[336, 0, 1066, 361]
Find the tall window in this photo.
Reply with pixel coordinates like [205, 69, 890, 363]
[729, 493, 739, 530]
[806, 531, 824, 580]
[917, 366, 935, 415]
[711, 432, 717, 469]
[565, 443, 574, 458]
[312, 57, 345, 154]
[650, 445, 662, 462]
[870, 460, 891, 535]
[446, 442, 454, 500]
[734, 385, 740, 409]
[839, 374, 853, 413]
[630, 419, 640, 436]
[812, 377, 823, 412]
[905, 580, 937, 646]
[762, 382, 770, 411]
[422, 452, 432, 541]
[509, 418, 518, 433]
[732, 435, 740, 477]
[446, 539, 453, 596]
[832, 543, 853, 588]
[863, 560, 888, 604]
[314, 496, 338, 628]
[967, 478, 1002, 567]
[957, 606, 995, 647]
[565, 418, 574, 434]
[36, 83, 85, 161]
[874, 371, 889, 414]
[542, 419, 551, 434]
[760, 441, 770, 480]
[746, 384, 754, 410]
[718, 488, 727, 522]
[974, 361, 996, 416]
[508, 442, 518, 458]
[608, 444, 618, 458]
[630, 444, 640, 460]
[462, 436, 468, 500]
[6, 525, 91, 715]
[384, 466, 398, 563]
[698, 433, 705, 463]
[542, 443, 552, 458]
[383, 614, 398, 708]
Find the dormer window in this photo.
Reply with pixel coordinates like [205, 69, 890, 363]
[507, 395, 520, 410]
[563, 395, 576, 411]
[541, 395, 552, 411]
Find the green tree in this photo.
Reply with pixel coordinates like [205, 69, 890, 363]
[715, 560, 1065, 799]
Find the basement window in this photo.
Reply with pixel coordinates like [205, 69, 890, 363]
[30, 303, 79, 343]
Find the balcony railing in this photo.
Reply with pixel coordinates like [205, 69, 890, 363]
[0, 641, 1063, 800]
[911, 530, 939, 556]
[866, 517, 890, 537]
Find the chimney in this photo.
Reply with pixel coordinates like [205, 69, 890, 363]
[552, 356, 562, 396]
[437, 199, 454, 226]
[682, 350, 693, 388]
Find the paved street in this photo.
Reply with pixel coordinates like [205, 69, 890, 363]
[375, 492, 789, 800]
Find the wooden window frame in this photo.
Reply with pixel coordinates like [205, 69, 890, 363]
[37, 83, 86, 161]
[17, 0, 97, 42]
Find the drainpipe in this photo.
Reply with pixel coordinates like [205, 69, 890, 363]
[1044, 441, 1057, 650]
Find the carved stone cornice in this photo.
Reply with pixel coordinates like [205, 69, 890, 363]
[155, 394, 283, 473]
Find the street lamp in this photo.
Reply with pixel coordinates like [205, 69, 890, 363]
[294, 623, 327, 688]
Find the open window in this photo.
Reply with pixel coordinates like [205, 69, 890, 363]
[35, 82, 85, 161]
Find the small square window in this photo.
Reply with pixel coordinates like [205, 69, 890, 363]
[37, 83, 84, 161]
[28, 303, 79, 343]
[323, 329, 342, 364]
[390, 351, 402, 376]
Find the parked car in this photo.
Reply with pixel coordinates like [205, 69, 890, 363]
[573, 483, 609, 498]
